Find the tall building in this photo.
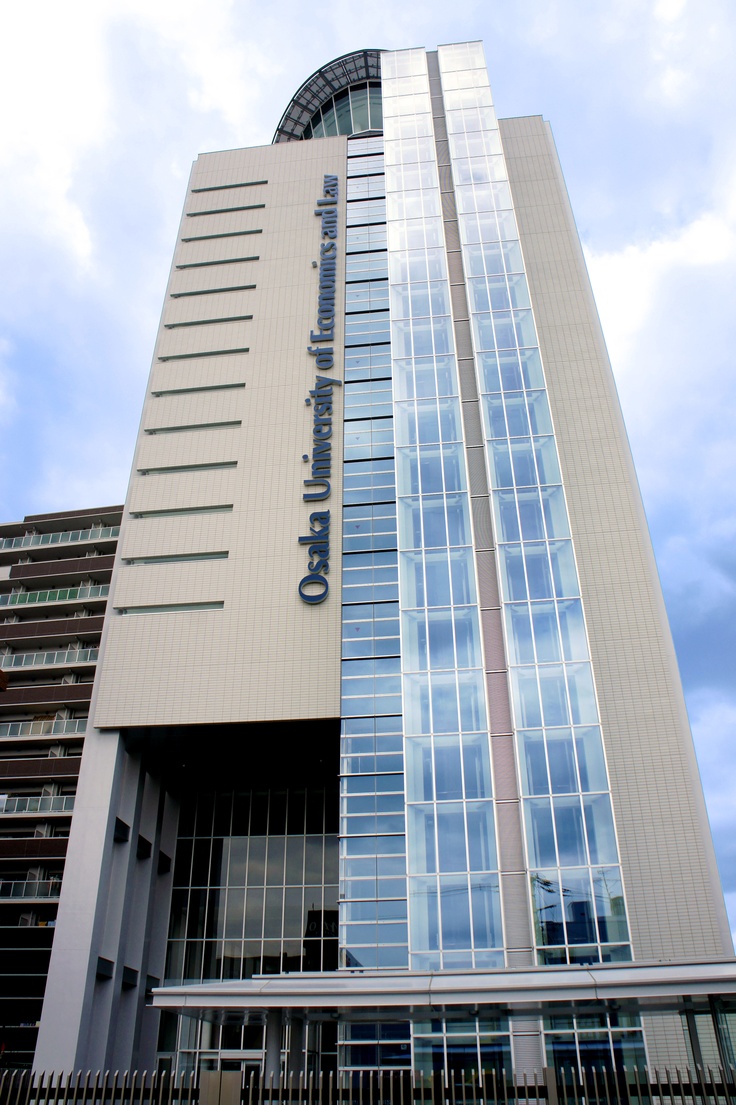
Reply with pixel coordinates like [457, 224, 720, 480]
[0, 505, 121, 1067]
[30, 43, 736, 1081]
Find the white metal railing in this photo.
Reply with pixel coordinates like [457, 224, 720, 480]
[0, 584, 109, 607]
[0, 525, 119, 551]
[0, 719, 87, 738]
[1, 648, 98, 670]
[0, 795, 75, 814]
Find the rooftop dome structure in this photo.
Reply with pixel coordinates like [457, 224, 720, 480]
[273, 49, 383, 143]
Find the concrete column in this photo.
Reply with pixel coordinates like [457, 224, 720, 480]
[287, 1016, 305, 1075]
[264, 1009, 283, 1081]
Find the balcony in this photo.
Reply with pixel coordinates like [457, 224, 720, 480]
[0, 879, 61, 900]
[0, 616, 104, 648]
[0, 720, 87, 739]
[8, 556, 114, 587]
[2, 649, 99, 671]
[0, 796, 75, 814]
[0, 683, 93, 713]
[0, 585, 109, 609]
[0, 757, 82, 785]
[0, 526, 119, 552]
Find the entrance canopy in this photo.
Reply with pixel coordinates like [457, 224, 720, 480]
[153, 960, 736, 1024]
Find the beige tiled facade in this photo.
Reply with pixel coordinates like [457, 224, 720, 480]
[94, 138, 347, 726]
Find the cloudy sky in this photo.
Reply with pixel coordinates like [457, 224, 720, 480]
[1, 0, 735, 933]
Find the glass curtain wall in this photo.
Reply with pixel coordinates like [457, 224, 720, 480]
[435, 40, 633, 968]
[339, 135, 409, 976]
[161, 787, 338, 1071]
[382, 48, 503, 976]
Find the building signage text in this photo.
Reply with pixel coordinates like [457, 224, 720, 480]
[298, 174, 341, 605]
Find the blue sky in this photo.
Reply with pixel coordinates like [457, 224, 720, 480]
[1, 0, 735, 935]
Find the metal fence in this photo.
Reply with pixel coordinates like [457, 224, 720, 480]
[3, 1068, 736, 1105]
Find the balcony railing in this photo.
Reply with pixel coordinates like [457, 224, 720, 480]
[0, 795, 75, 814]
[0, 525, 119, 551]
[0, 878, 61, 899]
[1, 648, 99, 670]
[0, 719, 87, 738]
[0, 585, 109, 608]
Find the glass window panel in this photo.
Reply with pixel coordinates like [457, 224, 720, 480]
[427, 608, 455, 668]
[450, 548, 477, 604]
[547, 730, 578, 794]
[409, 876, 440, 950]
[400, 549, 426, 606]
[498, 545, 527, 601]
[434, 733, 463, 800]
[436, 804, 467, 872]
[506, 603, 534, 664]
[462, 732, 492, 799]
[458, 669, 486, 731]
[510, 439, 537, 486]
[525, 799, 556, 867]
[504, 393, 530, 436]
[351, 85, 369, 132]
[408, 805, 437, 874]
[439, 398, 463, 443]
[518, 489, 546, 540]
[507, 274, 531, 309]
[484, 394, 507, 437]
[549, 541, 579, 598]
[402, 610, 428, 670]
[575, 728, 608, 793]
[526, 390, 553, 435]
[466, 802, 497, 871]
[497, 350, 523, 390]
[592, 867, 629, 943]
[439, 875, 472, 949]
[584, 795, 618, 865]
[468, 277, 490, 312]
[518, 730, 549, 795]
[424, 547, 452, 605]
[514, 309, 537, 347]
[532, 870, 564, 946]
[478, 351, 501, 392]
[418, 446, 443, 494]
[553, 797, 587, 865]
[558, 599, 589, 661]
[442, 442, 466, 492]
[512, 667, 542, 728]
[470, 874, 502, 948]
[539, 658, 565, 729]
[396, 447, 419, 496]
[494, 490, 520, 541]
[422, 496, 448, 547]
[446, 494, 471, 545]
[431, 671, 459, 732]
[533, 436, 560, 485]
[406, 737, 434, 801]
[525, 544, 554, 599]
[488, 441, 513, 488]
[567, 663, 598, 725]
[493, 312, 516, 350]
[403, 672, 431, 735]
[560, 869, 597, 944]
[454, 606, 482, 668]
[542, 486, 570, 539]
[531, 601, 561, 662]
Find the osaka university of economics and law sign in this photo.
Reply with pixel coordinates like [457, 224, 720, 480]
[298, 174, 342, 605]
